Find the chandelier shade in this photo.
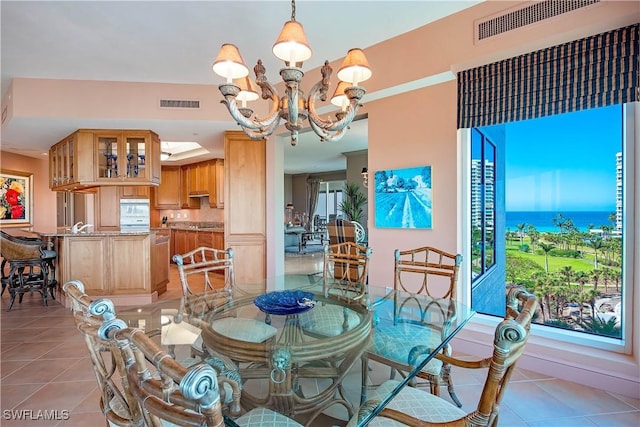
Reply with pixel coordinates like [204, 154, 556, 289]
[337, 48, 372, 85]
[212, 0, 371, 146]
[212, 44, 249, 82]
[272, 21, 312, 66]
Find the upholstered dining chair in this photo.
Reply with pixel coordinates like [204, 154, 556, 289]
[63, 280, 143, 427]
[299, 242, 372, 338]
[350, 286, 538, 427]
[65, 279, 245, 420]
[366, 246, 464, 406]
[173, 247, 277, 360]
[327, 218, 367, 245]
[104, 322, 304, 427]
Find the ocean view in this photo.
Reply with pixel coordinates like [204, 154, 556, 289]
[505, 211, 615, 233]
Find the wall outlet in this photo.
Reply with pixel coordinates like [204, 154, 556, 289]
[177, 213, 181, 218]
[170, 213, 174, 218]
[184, 212, 188, 219]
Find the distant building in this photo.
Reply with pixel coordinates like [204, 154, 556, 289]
[471, 158, 494, 230]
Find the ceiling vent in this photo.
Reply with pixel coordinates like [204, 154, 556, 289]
[476, 0, 600, 41]
[159, 99, 200, 109]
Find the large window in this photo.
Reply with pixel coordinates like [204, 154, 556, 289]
[468, 104, 632, 345]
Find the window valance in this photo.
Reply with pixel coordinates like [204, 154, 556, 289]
[458, 23, 639, 128]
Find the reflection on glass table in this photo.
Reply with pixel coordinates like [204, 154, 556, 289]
[117, 274, 474, 427]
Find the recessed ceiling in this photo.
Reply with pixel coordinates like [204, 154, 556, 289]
[0, 1, 482, 173]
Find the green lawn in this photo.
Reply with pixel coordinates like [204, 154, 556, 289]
[506, 240, 596, 274]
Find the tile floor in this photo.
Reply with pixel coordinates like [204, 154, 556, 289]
[1, 252, 638, 426]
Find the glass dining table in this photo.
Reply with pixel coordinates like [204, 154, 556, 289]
[117, 274, 474, 426]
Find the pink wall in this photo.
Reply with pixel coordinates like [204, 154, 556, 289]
[366, 81, 459, 285]
[0, 151, 56, 231]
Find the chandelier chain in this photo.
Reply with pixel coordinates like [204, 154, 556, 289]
[291, 0, 296, 21]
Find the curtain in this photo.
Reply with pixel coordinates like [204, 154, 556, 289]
[305, 178, 320, 231]
[458, 24, 639, 128]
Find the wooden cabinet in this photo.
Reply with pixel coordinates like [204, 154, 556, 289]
[173, 229, 197, 257]
[210, 159, 224, 208]
[196, 230, 224, 249]
[153, 166, 181, 209]
[49, 129, 161, 190]
[180, 166, 200, 209]
[60, 234, 151, 297]
[95, 186, 150, 231]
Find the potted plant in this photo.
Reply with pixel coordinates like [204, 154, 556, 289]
[339, 182, 367, 224]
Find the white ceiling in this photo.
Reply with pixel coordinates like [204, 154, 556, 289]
[0, 0, 481, 174]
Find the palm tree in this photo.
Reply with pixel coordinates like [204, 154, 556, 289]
[587, 237, 603, 269]
[527, 225, 540, 250]
[516, 223, 526, 249]
[590, 269, 602, 292]
[559, 266, 573, 288]
[579, 316, 621, 338]
[573, 271, 589, 293]
[539, 242, 555, 273]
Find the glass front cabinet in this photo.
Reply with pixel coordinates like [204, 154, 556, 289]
[49, 129, 161, 190]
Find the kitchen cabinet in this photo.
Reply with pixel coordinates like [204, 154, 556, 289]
[95, 186, 150, 231]
[153, 166, 181, 209]
[196, 230, 224, 250]
[210, 159, 224, 208]
[180, 166, 200, 209]
[49, 129, 161, 190]
[172, 229, 197, 257]
[60, 234, 151, 297]
[184, 159, 224, 208]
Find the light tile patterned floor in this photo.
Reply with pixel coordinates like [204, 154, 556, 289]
[1, 253, 638, 426]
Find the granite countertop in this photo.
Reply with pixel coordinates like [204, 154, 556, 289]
[33, 228, 153, 237]
[152, 222, 224, 232]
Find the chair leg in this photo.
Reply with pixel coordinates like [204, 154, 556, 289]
[442, 363, 462, 407]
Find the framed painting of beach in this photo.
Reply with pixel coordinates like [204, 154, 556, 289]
[374, 165, 432, 229]
[0, 169, 33, 227]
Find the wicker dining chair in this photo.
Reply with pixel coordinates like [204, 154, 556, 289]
[173, 247, 277, 360]
[365, 246, 464, 406]
[63, 280, 144, 427]
[105, 324, 303, 427]
[350, 286, 538, 427]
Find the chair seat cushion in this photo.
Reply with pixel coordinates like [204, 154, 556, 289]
[211, 318, 277, 343]
[355, 379, 466, 426]
[298, 304, 360, 336]
[370, 324, 443, 375]
[235, 407, 304, 426]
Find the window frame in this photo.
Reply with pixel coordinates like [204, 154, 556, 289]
[458, 103, 636, 354]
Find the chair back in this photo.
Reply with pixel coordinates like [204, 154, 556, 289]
[323, 241, 372, 304]
[394, 246, 462, 299]
[327, 218, 366, 244]
[105, 325, 226, 427]
[172, 247, 234, 296]
[0, 231, 45, 260]
[63, 280, 143, 426]
[475, 286, 538, 426]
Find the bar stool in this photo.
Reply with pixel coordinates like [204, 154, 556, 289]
[0, 231, 58, 310]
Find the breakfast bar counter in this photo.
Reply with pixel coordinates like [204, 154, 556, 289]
[32, 229, 170, 306]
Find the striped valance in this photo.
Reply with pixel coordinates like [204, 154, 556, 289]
[457, 23, 639, 128]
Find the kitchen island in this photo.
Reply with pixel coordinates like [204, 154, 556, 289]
[34, 229, 169, 306]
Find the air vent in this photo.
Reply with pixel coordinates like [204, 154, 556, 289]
[159, 99, 200, 109]
[477, 0, 600, 41]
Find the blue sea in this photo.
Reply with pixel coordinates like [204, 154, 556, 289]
[505, 211, 615, 233]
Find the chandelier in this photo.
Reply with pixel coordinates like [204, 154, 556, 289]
[211, 0, 372, 146]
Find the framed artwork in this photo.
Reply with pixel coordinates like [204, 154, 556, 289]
[374, 165, 432, 229]
[0, 169, 33, 227]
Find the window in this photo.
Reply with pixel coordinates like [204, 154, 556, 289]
[466, 104, 633, 347]
[314, 181, 344, 221]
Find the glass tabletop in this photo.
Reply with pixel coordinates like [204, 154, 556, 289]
[117, 275, 474, 426]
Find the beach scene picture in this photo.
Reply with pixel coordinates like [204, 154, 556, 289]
[373, 165, 432, 229]
[474, 105, 623, 338]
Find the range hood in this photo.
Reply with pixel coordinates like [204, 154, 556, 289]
[188, 193, 209, 198]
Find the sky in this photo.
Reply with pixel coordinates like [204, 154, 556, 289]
[502, 105, 622, 211]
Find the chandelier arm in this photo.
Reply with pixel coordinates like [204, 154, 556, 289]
[307, 119, 348, 142]
[285, 81, 300, 127]
[253, 79, 282, 124]
[308, 92, 359, 132]
[240, 114, 282, 140]
[221, 95, 281, 131]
